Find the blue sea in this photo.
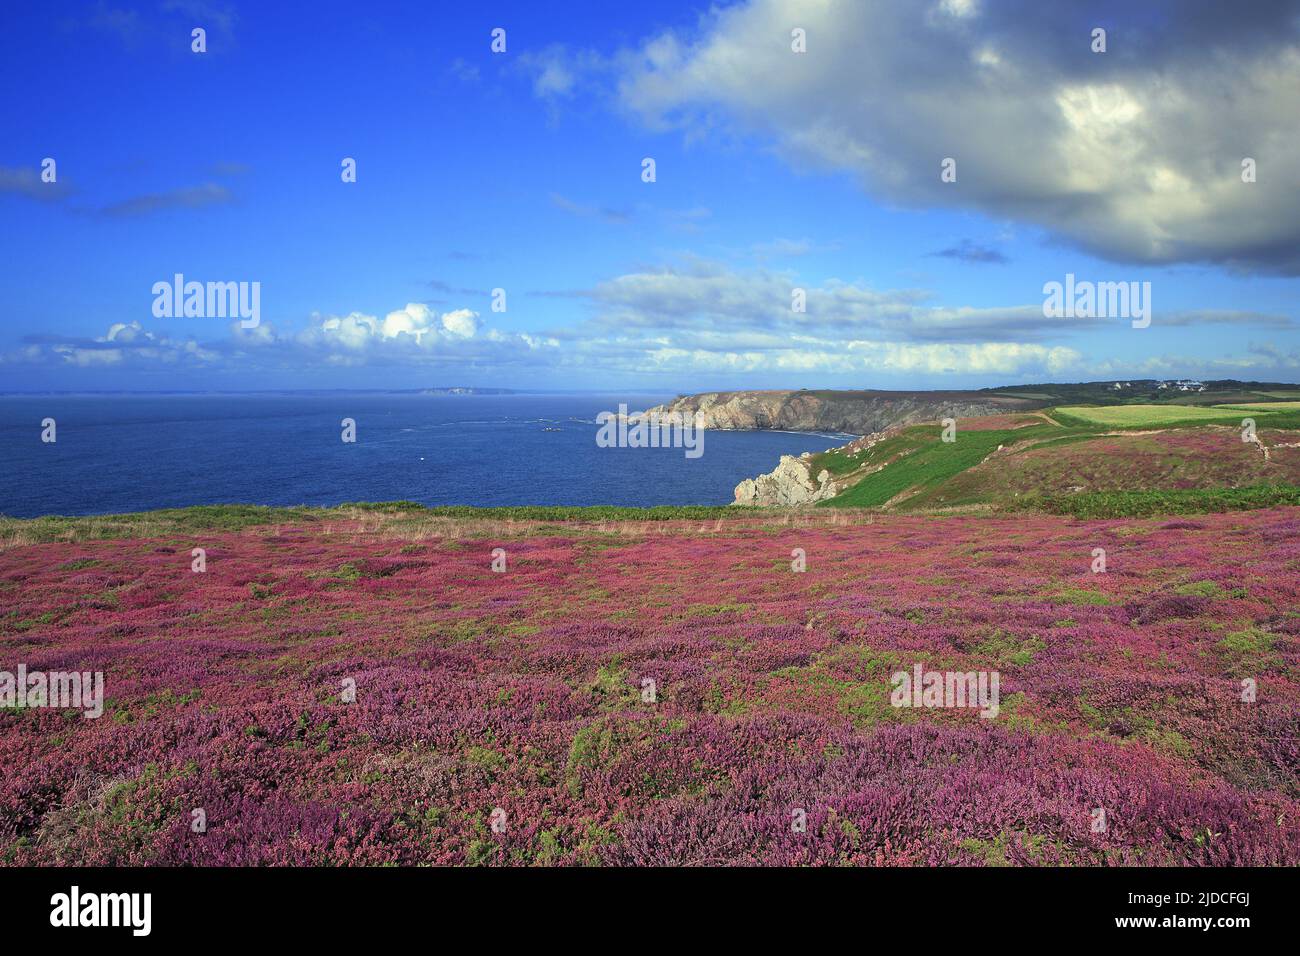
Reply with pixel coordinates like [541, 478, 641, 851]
[0, 394, 856, 518]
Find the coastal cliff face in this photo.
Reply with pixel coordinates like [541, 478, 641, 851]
[732, 429, 896, 506]
[641, 389, 1039, 434]
[733, 454, 839, 506]
[639, 388, 1046, 508]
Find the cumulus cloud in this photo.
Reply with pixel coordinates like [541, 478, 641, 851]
[5, 304, 550, 374]
[296, 303, 481, 350]
[0, 321, 220, 368]
[439, 308, 479, 338]
[236, 302, 551, 370]
[6, 281, 1293, 385]
[615, 0, 1300, 273]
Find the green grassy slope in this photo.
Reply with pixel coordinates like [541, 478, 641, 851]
[819, 423, 1072, 508]
[819, 402, 1300, 512]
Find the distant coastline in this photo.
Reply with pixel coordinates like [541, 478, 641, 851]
[0, 387, 520, 396]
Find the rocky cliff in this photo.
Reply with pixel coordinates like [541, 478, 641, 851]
[732, 428, 901, 506]
[640, 389, 1040, 434]
[733, 454, 840, 506]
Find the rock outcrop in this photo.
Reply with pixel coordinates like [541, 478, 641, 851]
[733, 454, 839, 506]
[639, 389, 1041, 434]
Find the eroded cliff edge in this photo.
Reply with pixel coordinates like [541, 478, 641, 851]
[640, 388, 1041, 433]
[733, 453, 840, 506]
[731, 430, 900, 505]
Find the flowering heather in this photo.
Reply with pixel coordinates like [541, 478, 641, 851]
[1, 508, 1297, 866]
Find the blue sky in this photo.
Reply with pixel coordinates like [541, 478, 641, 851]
[2, 0, 1299, 392]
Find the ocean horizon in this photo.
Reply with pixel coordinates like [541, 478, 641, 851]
[0, 393, 856, 518]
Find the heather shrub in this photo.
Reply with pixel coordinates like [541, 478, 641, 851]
[2, 506, 1297, 865]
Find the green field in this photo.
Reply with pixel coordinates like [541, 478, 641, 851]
[1053, 404, 1254, 427]
[1218, 402, 1300, 412]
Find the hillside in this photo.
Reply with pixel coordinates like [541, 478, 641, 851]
[732, 401, 1300, 511]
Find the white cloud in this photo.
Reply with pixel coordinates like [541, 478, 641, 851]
[520, 46, 609, 102]
[5, 281, 1294, 386]
[440, 308, 478, 338]
[609, 339, 1080, 376]
[296, 303, 480, 351]
[27, 321, 222, 368]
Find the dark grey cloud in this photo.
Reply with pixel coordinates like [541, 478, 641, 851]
[930, 240, 1009, 264]
[618, 0, 1300, 274]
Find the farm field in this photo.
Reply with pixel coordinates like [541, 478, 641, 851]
[1, 505, 1297, 866]
[1219, 402, 1300, 412]
[1053, 405, 1255, 427]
